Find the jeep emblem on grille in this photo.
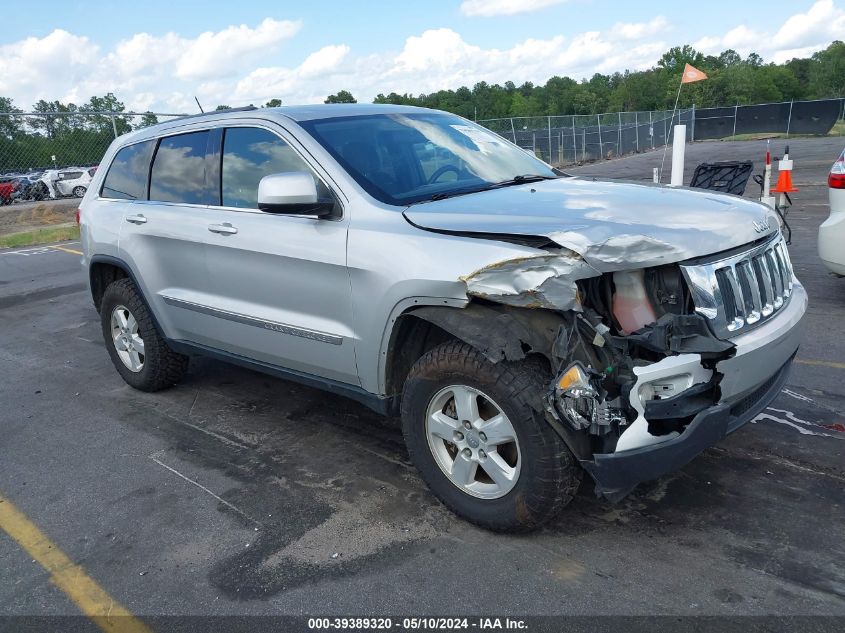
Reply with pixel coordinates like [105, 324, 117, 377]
[753, 216, 771, 233]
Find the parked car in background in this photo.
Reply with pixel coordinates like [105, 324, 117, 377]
[0, 177, 18, 205]
[819, 146, 845, 276]
[12, 175, 48, 201]
[55, 166, 97, 198]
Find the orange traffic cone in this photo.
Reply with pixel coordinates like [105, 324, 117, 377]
[773, 156, 798, 193]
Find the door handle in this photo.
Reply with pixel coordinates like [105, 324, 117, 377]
[208, 223, 238, 235]
[125, 214, 147, 225]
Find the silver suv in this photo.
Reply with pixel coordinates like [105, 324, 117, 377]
[81, 105, 806, 531]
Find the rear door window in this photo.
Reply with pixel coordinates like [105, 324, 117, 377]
[101, 140, 155, 200]
[150, 131, 211, 205]
[220, 127, 330, 209]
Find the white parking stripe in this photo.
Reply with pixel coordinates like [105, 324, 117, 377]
[0, 241, 80, 256]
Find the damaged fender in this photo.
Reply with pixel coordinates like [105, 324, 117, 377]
[459, 251, 600, 311]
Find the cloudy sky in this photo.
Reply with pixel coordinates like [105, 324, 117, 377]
[1, 0, 843, 114]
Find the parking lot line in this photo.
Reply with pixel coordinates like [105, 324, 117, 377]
[50, 245, 83, 256]
[796, 358, 845, 370]
[0, 493, 152, 633]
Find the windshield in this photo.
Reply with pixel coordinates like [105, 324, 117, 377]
[300, 113, 557, 206]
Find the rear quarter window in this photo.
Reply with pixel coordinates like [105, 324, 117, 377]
[101, 140, 155, 200]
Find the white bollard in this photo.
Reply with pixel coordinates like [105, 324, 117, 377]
[670, 125, 686, 187]
[653, 167, 659, 183]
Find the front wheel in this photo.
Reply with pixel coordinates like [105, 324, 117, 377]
[72, 186, 87, 198]
[401, 341, 581, 531]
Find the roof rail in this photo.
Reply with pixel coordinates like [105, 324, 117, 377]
[174, 105, 259, 122]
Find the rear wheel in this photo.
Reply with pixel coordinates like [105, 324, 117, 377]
[100, 278, 188, 391]
[401, 341, 581, 531]
[72, 185, 86, 198]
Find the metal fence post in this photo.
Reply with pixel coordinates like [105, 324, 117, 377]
[786, 99, 794, 138]
[635, 111, 639, 153]
[649, 110, 654, 149]
[571, 116, 577, 163]
[509, 118, 516, 144]
[110, 114, 118, 138]
[617, 111, 622, 157]
[558, 130, 562, 165]
[547, 116, 553, 164]
[732, 104, 738, 140]
[532, 132, 536, 156]
[597, 114, 603, 159]
[691, 104, 696, 142]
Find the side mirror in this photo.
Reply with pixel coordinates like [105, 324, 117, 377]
[257, 172, 335, 217]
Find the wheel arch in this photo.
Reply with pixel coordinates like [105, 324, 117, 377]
[88, 255, 167, 337]
[381, 300, 568, 401]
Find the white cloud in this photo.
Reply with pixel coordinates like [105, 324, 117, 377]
[176, 18, 301, 80]
[611, 16, 670, 40]
[694, 0, 844, 62]
[460, 0, 566, 18]
[0, 2, 842, 115]
[0, 30, 99, 96]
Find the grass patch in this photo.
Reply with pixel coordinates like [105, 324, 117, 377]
[0, 225, 80, 249]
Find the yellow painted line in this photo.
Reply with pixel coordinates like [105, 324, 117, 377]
[795, 358, 845, 370]
[0, 493, 152, 633]
[50, 245, 83, 255]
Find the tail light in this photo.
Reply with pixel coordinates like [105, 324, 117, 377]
[76, 208, 81, 224]
[830, 150, 845, 189]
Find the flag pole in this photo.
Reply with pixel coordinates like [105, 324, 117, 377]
[658, 77, 684, 183]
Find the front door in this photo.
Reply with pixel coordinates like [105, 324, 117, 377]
[200, 124, 358, 386]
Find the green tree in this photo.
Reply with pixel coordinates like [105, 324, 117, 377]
[808, 41, 845, 97]
[0, 97, 23, 138]
[324, 90, 357, 104]
[264, 98, 283, 108]
[82, 93, 131, 135]
[136, 112, 159, 129]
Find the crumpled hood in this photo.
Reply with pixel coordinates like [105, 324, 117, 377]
[403, 177, 779, 271]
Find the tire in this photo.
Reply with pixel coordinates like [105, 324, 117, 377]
[72, 186, 86, 198]
[401, 341, 581, 532]
[100, 278, 189, 392]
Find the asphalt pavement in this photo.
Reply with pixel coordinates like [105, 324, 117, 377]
[0, 137, 843, 627]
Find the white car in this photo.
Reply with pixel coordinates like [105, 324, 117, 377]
[819, 147, 845, 276]
[55, 166, 97, 198]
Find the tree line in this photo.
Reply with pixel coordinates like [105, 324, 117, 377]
[373, 41, 845, 120]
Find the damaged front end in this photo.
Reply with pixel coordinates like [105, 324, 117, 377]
[451, 234, 803, 502]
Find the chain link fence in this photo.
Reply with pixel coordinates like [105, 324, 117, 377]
[2, 98, 843, 204]
[479, 98, 844, 166]
[479, 108, 695, 165]
[0, 112, 183, 203]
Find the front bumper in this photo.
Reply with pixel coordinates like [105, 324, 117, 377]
[580, 280, 807, 502]
[581, 354, 793, 501]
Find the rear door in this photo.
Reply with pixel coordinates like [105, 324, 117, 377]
[200, 124, 358, 385]
[118, 129, 219, 344]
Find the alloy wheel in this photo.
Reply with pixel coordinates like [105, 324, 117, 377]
[110, 305, 145, 372]
[425, 384, 521, 499]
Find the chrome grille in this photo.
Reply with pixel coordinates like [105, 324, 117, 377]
[679, 234, 794, 339]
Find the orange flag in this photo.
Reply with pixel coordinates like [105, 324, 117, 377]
[681, 63, 708, 83]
